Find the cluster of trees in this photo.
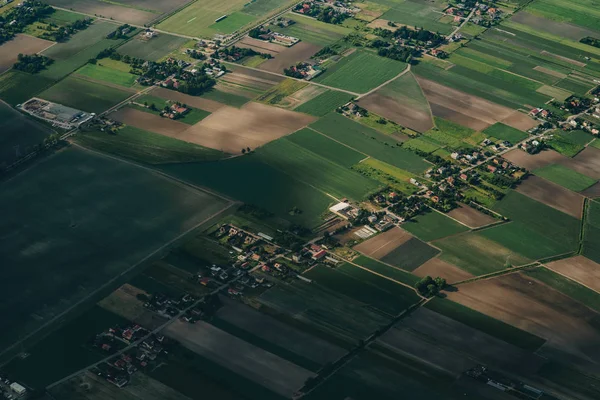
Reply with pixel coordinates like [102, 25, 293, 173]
[106, 24, 132, 40]
[39, 17, 92, 42]
[373, 26, 444, 47]
[0, 0, 54, 45]
[248, 26, 270, 39]
[415, 276, 446, 297]
[13, 53, 53, 74]
[214, 46, 272, 61]
[293, 3, 349, 24]
[377, 45, 420, 63]
[283, 63, 305, 79]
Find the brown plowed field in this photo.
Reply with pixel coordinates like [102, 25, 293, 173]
[259, 42, 322, 73]
[416, 77, 538, 131]
[500, 110, 540, 131]
[581, 182, 600, 198]
[0, 34, 54, 73]
[164, 320, 315, 397]
[150, 87, 226, 112]
[447, 203, 496, 228]
[110, 107, 189, 136]
[545, 256, 600, 293]
[448, 272, 600, 364]
[220, 71, 280, 92]
[565, 147, 600, 179]
[237, 37, 283, 55]
[358, 93, 434, 133]
[98, 284, 168, 330]
[177, 102, 316, 153]
[47, 0, 159, 24]
[502, 149, 567, 170]
[510, 12, 597, 41]
[412, 257, 474, 284]
[516, 175, 584, 218]
[353, 227, 413, 259]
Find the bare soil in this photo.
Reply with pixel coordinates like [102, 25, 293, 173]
[416, 77, 537, 131]
[516, 175, 584, 218]
[150, 87, 227, 113]
[47, 0, 158, 25]
[177, 102, 316, 153]
[259, 42, 322, 74]
[545, 256, 600, 293]
[510, 12, 597, 41]
[448, 272, 600, 364]
[163, 320, 315, 397]
[412, 257, 474, 284]
[500, 110, 540, 131]
[564, 146, 600, 180]
[220, 71, 280, 92]
[502, 148, 567, 170]
[285, 85, 327, 109]
[358, 92, 434, 133]
[237, 37, 283, 55]
[110, 107, 189, 136]
[216, 296, 346, 365]
[0, 34, 54, 74]
[447, 203, 496, 228]
[353, 227, 413, 259]
[533, 66, 567, 79]
[98, 284, 168, 330]
[580, 181, 600, 198]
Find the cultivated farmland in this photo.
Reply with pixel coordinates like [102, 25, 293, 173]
[286, 128, 366, 168]
[294, 90, 353, 117]
[483, 123, 529, 143]
[534, 164, 597, 192]
[353, 227, 413, 260]
[544, 256, 600, 294]
[0, 147, 229, 353]
[412, 258, 473, 284]
[402, 210, 469, 242]
[117, 33, 188, 62]
[516, 175, 584, 218]
[0, 34, 54, 74]
[110, 107, 190, 136]
[275, 13, 352, 46]
[446, 204, 497, 228]
[258, 42, 322, 74]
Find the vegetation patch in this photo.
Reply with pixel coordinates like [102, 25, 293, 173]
[483, 122, 529, 143]
[534, 164, 597, 191]
[547, 129, 594, 157]
[353, 255, 420, 286]
[286, 128, 366, 168]
[380, 238, 441, 271]
[294, 90, 353, 117]
[402, 210, 469, 242]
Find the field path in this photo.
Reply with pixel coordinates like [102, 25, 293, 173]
[355, 64, 411, 99]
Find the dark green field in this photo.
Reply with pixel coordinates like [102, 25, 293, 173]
[534, 164, 597, 192]
[0, 147, 228, 352]
[547, 129, 594, 157]
[286, 128, 366, 168]
[294, 90, 353, 117]
[380, 238, 440, 272]
[353, 255, 420, 286]
[402, 211, 469, 242]
[483, 123, 529, 143]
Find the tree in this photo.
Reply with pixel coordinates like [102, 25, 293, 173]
[415, 275, 447, 297]
[242, 148, 246, 154]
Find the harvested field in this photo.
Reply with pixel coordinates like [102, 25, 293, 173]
[448, 273, 600, 363]
[215, 297, 346, 366]
[358, 95, 432, 132]
[545, 256, 600, 293]
[412, 258, 474, 284]
[110, 107, 189, 136]
[150, 87, 226, 112]
[98, 284, 168, 329]
[581, 182, 600, 198]
[219, 70, 279, 93]
[259, 42, 322, 74]
[516, 175, 584, 218]
[0, 34, 54, 74]
[381, 308, 546, 375]
[447, 203, 496, 228]
[510, 11, 598, 41]
[176, 102, 316, 153]
[565, 146, 600, 180]
[282, 85, 327, 109]
[502, 148, 567, 170]
[163, 320, 315, 397]
[353, 227, 413, 260]
[416, 77, 537, 131]
[237, 37, 282, 56]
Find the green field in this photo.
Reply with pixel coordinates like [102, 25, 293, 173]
[275, 13, 352, 46]
[39, 76, 132, 113]
[75, 62, 138, 87]
[403, 137, 442, 154]
[547, 129, 594, 157]
[314, 50, 407, 94]
[379, 237, 440, 271]
[0, 147, 228, 352]
[75, 126, 225, 164]
[534, 164, 597, 191]
[286, 128, 366, 168]
[524, 267, 600, 313]
[117, 33, 188, 61]
[379, 0, 454, 34]
[304, 264, 420, 315]
[374, 71, 432, 125]
[425, 298, 546, 351]
[256, 79, 307, 106]
[402, 210, 469, 242]
[483, 123, 529, 143]
[353, 255, 420, 286]
[159, 156, 332, 228]
[294, 90, 353, 117]
[310, 113, 430, 173]
[201, 89, 249, 107]
[0, 70, 55, 105]
[352, 158, 420, 195]
[257, 137, 382, 200]
[583, 202, 600, 264]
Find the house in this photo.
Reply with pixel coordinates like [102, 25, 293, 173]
[312, 250, 327, 260]
[529, 108, 542, 116]
[460, 173, 468, 181]
[170, 104, 188, 114]
[487, 165, 497, 173]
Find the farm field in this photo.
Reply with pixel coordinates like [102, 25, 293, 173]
[75, 125, 225, 165]
[0, 147, 229, 353]
[483, 123, 528, 143]
[516, 175, 584, 218]
[110, 107, 190, 137]
[502, 148, 568, 170]
[358, 71, 433, 133]
[351, 158, 420, 196]
[117, 32, 188, 62]
[256, 78, 308, 107]
[46, 0, 193, 25]
[446, 272, 600, 364]
[524, 0, 600, 33]
[401, 210, 469, 242]
[378, 0, 454, 34]
[446, 204, 497, 228]
[173, 102, 315, 154]
[0, 70, 55, 106]
[534, 164, 597, 192]
[377, 238, 440, 272]
[131, 94, 211, 124]
[310, 113, 430, 173]
[352, 255, 420, 286]
[75, 62, 139, 88]
[275, 12, 352, 46]
[353, 227, 413, 260]
[294, 90, 353, 117]
[314, 50, 407, 94]
[258, 42, 322, 74]
[216, 67, 282, 99]
[199, 89, 250, 108]
[0, 34, 54, 74]
[39, 76, 132, 113]
[562, 147, 600, 180]
[412, 258, 473, 284]
[149, 87, 229, 112]
[286, 128, 366, 168]
[0, 101, 55, 167]
[97, 283, 168, 329]
[547, 129, 594, 157]
[544, 256, 600, 296]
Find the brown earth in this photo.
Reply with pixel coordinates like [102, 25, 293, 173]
[164, 320, 315, 397]
[564, 146, 600, 180]
[533, 66, 567, 79]
[220, 71, 280, 92]
[353, 227, 413, 259]
[237, 37, 283, 55]
[227, 66, 285, 83]
[447, 203, 497, 228]
[150, 87, 226, 112]
[98, 284, 168, 330]
[217, 296, 346, 365]
[358, 92, 434, 133]
[412, 257, 474, 284]
[448, 272, 600, 364]
[580, 181, 600, 198]
[502, 148, 567, 170]
[545, 256, 600, 293]
[0, 34, 54, 73]
[415, 77, 538, 131]
[47, 0, 158, 24]
[176, 102, 316, 153]
[110, 107, 189, 136]
[381, 308, 546, 375]
[259, 42, 322, 74]
[516, 175, 584, 218]
[500, 110, 540, 131]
